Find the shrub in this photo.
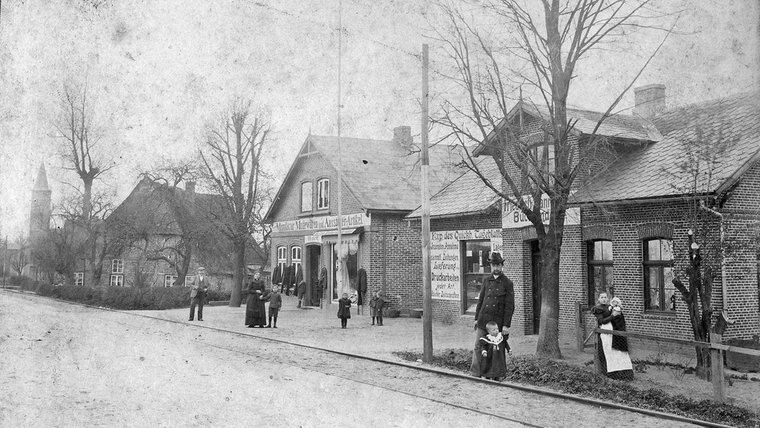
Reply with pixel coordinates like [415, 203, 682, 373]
[392, 349, 760, 427]
[383, 307, 401, 318]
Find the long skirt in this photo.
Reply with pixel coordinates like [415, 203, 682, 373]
[598, 322, 634, 381]
[245, 295, 267, 326]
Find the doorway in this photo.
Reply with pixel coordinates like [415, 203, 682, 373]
[307, 245, 321, 306]
[531, 241, 542, 335]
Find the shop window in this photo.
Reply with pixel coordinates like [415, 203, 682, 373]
[463, 240, 491, 314]
[587, 240, 613, 305]
[643, 238, 675, 312]
[301, 181, 313, 212]
[110, 274, 124, 287]
[317, 178, 330, 210]
[74, 272, 84, 286]
[164, 274, 177, 288]
[332, 241, 358, 301]
[111, 259, 124, 274]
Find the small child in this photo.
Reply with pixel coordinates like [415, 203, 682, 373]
[369, 292, 379, 325]
[267, 285, 283, 328]
[478, 321, 509, 381]
[375, 291, 386, 326]
[337, 292, 352, 329]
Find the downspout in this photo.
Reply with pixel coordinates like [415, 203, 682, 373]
[698, 201, 732, 321]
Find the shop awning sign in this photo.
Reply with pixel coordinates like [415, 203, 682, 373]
[272, 212, 371, 234]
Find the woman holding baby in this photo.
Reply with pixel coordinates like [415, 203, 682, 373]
[592, 292, 634, 381]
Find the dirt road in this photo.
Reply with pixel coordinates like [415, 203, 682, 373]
[0, 291, 695, 427]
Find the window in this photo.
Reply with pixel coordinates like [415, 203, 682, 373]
[111, 259, 124, 274]
[110, 274, 124, 287]
[184, 275, 195, 287]
[74, 272, 84, 286]
[528, 142, 556, 176]
[164, 275, 178, 288]
[291, 246, 302, 279]
[277, 246, 288, 273]
[588, 240, 613, 305]
[317, 178, 330, 210]
[301, 181, 313, 212]
[463, 241, 491, 314]
[643, 238, 675, 311]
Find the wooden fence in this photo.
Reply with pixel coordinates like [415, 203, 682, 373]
[576, 303, 760, 402]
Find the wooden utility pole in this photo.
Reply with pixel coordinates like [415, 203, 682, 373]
[421, 44, 433, 362]
[336, 0, 343, 307]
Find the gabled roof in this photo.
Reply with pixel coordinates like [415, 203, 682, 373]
[571, 91, 760, 204]
[474, 101, 661, 156]
[406, 157, 502, 219]
[265, 133, 462, 220]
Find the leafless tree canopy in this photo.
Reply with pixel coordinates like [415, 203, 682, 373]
[432, 0, 676, 357]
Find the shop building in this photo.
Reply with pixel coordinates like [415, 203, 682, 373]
[264, 127, 460, 310]
[408, 88, 760, 342]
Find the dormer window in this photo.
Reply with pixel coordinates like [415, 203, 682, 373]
[317, 178, 330, 210]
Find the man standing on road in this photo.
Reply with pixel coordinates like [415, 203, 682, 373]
[189, 267, 209, 321]
[470, 252, 514, 377]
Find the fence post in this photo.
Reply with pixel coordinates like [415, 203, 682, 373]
[710, 332, 726, 402]
[593, 332, 601, 374]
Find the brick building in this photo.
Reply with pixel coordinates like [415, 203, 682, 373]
[263, 127, 460, 310]
[408, 87, 760, 342]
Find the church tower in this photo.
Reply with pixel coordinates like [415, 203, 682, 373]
[30, 163, 52, 241]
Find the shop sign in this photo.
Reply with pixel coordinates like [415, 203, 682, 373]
[304, 235, 321, 244]
[272, 212, 371, 233]
[430, 229, 502, 301]
[502, 194, 580, 229]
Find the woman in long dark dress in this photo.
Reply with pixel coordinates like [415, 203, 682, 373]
[591, 292, 634, 381]
[245, 272, 267, 327]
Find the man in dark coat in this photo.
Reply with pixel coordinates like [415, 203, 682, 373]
[189, 267, 210, 321]
[470, 252, 514, 376]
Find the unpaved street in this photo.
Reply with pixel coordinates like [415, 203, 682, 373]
[0, 291, 694, 427]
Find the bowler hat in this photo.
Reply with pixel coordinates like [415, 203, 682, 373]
[487, 252, 505, 264]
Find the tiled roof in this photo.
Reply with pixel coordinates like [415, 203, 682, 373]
[522, 103, 661, 141]
[309, 135, 462, 212]
[571, 91, 760, 204]
[407, 157, 502, 219]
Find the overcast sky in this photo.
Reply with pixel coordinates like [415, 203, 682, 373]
[0, 0, 758, 240]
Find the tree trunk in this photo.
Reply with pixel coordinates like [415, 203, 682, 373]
[229, 241, 246, 307]
[536, 225, 563, 359]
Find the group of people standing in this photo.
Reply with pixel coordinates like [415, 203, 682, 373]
[468, 252, 633, 382]
[245, 271, 283, 328]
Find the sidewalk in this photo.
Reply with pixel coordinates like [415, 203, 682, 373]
[133, 294, 576, 362]
[127, 294, 760, 410]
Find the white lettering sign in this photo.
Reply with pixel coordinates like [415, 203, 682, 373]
[272, 212, 371, 233]
[502, 194, 580, 229]
[430, 229, 502, 301]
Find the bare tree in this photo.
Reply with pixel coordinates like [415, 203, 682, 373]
[433, 0, 675, 358]
[9, 234, 28, 275]
[668, 122, 735, 379]
[201, 98, 272, 307]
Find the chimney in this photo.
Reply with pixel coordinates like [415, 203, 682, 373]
[185, 181, 196, 194]
[392, 125, 413, 149]
[633, 84, 666, 118]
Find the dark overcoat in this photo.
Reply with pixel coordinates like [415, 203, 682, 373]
[474, 273, 515, 331]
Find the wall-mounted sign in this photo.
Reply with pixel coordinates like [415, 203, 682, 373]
[272, 212, 371, 234]
[502, 194, 580, 229]
[430, 228, 502, 301]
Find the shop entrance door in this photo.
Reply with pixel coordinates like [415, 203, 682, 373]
[531, 241, 542, 335]
[308, 246, 321, 306]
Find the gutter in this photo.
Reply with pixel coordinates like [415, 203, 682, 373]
[698, 201, 733, 323]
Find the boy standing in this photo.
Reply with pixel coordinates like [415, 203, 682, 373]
[337, 293, 352, 328]
[375, 291, 386, 326]
[266, 285, 283, 328]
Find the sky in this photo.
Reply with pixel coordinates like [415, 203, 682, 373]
[0, 0, 758, 240]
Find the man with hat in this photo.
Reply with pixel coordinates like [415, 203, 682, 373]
[189, 266, 209, 321]
[470, 252, 514, 377]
